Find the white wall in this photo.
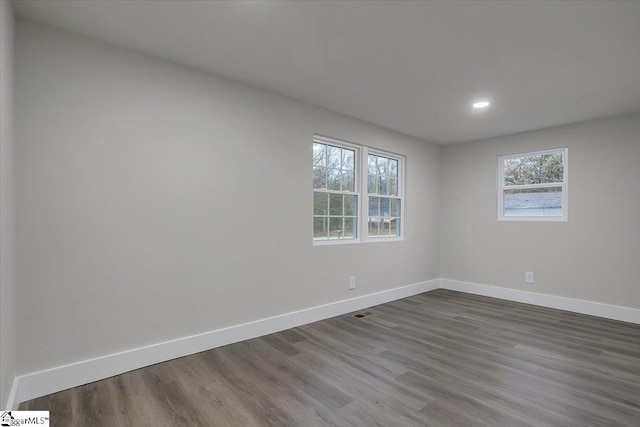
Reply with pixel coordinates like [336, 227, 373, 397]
[0, 0, 16, 410]
[14, 20, 441, 375]
[441, 113, 640, 309]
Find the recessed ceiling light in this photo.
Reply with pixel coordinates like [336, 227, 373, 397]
[472, 101, 491, 109]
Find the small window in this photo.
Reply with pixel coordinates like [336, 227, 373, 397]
[367, 153, 402, 239]
[498, 148, 568, 221]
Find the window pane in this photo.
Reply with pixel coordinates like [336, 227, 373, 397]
[369, 196, 379, 216]
[389, 159, 398, 177]
[503, 187, 563, 217]
[327, 145, 341, 169]
[342, 171, 355, 192]
[329, 217, 343, 239]
[342, 149, 355, 171]
[388, 177, 398, 196]
[378, 158, 388, 178]
[329, 194, 344, 216]
[314, 217, 328, 239]
[327, 168, 341, 190]
[314, 192, 328, 215]
[389, 218, 399, 236]
[378, 176, 388, 195]
[313, 143, 326, 167]
[343, 217, 356, 239]
[503, 152, 564, 186]
[368, 175, 378, 194]
[380, 218, 391, 234]
[390, 199, 400, 217]
[380, 198, 390, 216]
[368, 217, 380, 237]
[368, 155, 378, 174]
[344, 195, 357, 216]
[313, 167, 327, 189]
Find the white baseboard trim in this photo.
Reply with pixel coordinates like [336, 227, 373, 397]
[5, 378, 18, 411]
[440, 278, 640, 324]
[12, 277, 638, 408]
[11, 279, 439, 407]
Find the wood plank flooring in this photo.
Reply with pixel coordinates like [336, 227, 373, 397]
[20, 289, 640, 426]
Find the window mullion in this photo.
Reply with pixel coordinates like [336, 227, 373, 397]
[314, 189, 358, 196]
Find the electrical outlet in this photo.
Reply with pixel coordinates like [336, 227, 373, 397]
[349, 276, 356, 290]
[525, 272, 534, 284]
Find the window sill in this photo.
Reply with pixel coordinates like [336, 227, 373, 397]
[313, 239, 361, 246]
[313, 237, 405, 246]
[498, 216, 567, 222]
[363, 237, 405, 243]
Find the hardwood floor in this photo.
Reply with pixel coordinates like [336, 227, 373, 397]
[20, 289, 640, 426]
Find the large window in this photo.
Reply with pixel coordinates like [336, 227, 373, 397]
[313, 139, 359, 241]
[313, 136, 404, 244]
[498, 148, 568, 221]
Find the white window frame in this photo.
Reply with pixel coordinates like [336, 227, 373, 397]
[363, 148, 405, 243]
[313, 135, 405, 245]
[497, 147, 568, 222]
[312, 136, 361, 245]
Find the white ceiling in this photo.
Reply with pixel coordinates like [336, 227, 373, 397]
[14, 0, 640, 144]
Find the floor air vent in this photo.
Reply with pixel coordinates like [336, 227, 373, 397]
[353, 311, 372, 318]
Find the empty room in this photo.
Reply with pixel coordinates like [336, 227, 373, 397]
[1, 0, 639, 425]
